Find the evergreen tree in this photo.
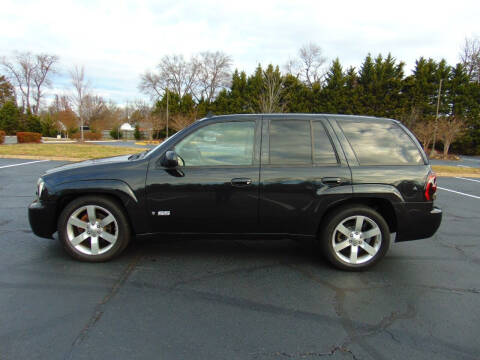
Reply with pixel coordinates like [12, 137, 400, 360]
[356, 53, 405, 117]
[40, 113, 59, 137]
[0, 101, 21, 134]
[282, 74, 313, 113]
[0, 76, 16, 106]
[321, 58, 348, 113]
[344, 67, 360, 114]
[25, 113, 43, 133]
[246, 65, 264, 112]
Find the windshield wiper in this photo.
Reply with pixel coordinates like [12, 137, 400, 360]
[129, 149, 149, 160]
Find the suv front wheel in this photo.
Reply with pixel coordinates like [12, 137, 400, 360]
[320, 206, 390, 271]
[58, 196, 131, 262]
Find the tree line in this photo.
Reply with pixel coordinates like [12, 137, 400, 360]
[1, 37, 480, 155]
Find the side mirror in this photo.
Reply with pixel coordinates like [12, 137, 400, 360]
[163, 150, 179, 168]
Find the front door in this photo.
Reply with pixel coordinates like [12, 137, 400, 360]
[146, 118, 261, 234]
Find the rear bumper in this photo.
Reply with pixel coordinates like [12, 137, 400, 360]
[395, 203, 442, 242]
[28, 200, 57, 239]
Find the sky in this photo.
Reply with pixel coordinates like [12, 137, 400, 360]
[1, 0, 479, 106]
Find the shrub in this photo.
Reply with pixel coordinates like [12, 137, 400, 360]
[0, 130, 5, 144]
[17, 132, 42, 143]
[85, 132, 102, 140]
[110, 126, 123, 139]
[40, 113, 59, 137]
[25, 113, 43, 133]
[134, 124, 143, 140]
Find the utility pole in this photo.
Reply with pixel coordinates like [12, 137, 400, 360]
[80, 116, 84, 141]
[166, 88, 169, 139]
[431, 78, 443, 156]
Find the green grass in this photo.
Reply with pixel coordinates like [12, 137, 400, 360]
[0, 143, 146, 161]
[432, 165, 480, 177]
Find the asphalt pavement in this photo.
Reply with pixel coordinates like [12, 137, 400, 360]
[1, 158, 479, 360]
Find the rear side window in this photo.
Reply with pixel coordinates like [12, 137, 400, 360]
[266, 119, 338, 165]
[312, 121, 338, 165]
[269, 120, 311, 164]
[339, 121, 423, 165]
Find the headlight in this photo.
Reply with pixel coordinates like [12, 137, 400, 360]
[37, 178, 45, 199]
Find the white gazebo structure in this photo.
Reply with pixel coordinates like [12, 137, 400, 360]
[120, 123, 134, 139]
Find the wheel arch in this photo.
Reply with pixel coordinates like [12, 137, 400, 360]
[317, 197, 398, 236]
[53, 180, 146, 235]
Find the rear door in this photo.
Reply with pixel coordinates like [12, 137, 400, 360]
[258, 116, 352, 236]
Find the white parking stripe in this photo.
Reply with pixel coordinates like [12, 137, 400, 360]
[0, 160, 49, 169]
[462, 157, 480, 162]
[455, 177, 480, 184]
[438, 186, 480, 200]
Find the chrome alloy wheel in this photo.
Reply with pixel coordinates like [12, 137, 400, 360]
[66, 205, 118, 255]
[331, 215, 382, 265]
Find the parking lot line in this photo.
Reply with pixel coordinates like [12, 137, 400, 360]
[455, 176, 480, 184]
[0, 160, 49, 169]
[437, 186, 480, 199]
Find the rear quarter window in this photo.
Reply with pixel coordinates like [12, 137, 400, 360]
[339, 121, 424, 165]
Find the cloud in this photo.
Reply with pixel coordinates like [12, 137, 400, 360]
[1, 0, 478, 105]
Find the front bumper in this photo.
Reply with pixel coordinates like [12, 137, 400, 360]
[395, 203, 442, 242]
[28, 200, 57, 239]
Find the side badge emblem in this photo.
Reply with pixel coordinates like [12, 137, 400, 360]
[153, 210, 171, 216]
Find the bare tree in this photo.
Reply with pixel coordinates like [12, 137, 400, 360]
[158, 54, 200, 98]
[82, 94, 107, 129]
[50, 94, 72, 113]
[438, 117, 466, 158]
[259, 66, 284, 113]
[283, 58, 302, 79]
[460, 36, 480, 84]
[1, 52, 58, 114]
[138, 71, 165, 100]
[196, 51, 232, 103]
[412, 120, 435, 151]
[170, 114, 195, 132]
[139, 51, 232, 105]
[32, 54, 59, 114]
[70, 66, 89, 141]
[299, 43, 327, 87]
[130, 100, 164, 140]
[1, 52, 35, 111]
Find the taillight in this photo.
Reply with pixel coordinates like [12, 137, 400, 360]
[425, 172, 437, 201]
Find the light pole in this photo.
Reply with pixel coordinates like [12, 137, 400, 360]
[166, 88, 169, 139]
[431, 78, 443, 156]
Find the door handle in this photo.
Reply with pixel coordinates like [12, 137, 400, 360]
[231, 178, 252, 187]
[322, 177, 343, 185]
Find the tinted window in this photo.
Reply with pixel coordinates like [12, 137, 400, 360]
[269, 120, 311, 164]
[339, 121, 423, 165]
[312, 121, 337, 165]
[175, 121, 255, 166]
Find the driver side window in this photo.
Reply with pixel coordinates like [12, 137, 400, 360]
[175, 121, 255, 166]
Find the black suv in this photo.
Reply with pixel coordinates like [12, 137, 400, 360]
[28, 114, 442, 270]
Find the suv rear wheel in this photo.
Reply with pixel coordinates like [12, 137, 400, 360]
[58, 196, 131, 262]
[320, 206, 390, 271]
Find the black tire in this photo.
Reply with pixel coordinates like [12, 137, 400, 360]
[57, 195, 131, 262]
[319, 205, 390, 271]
